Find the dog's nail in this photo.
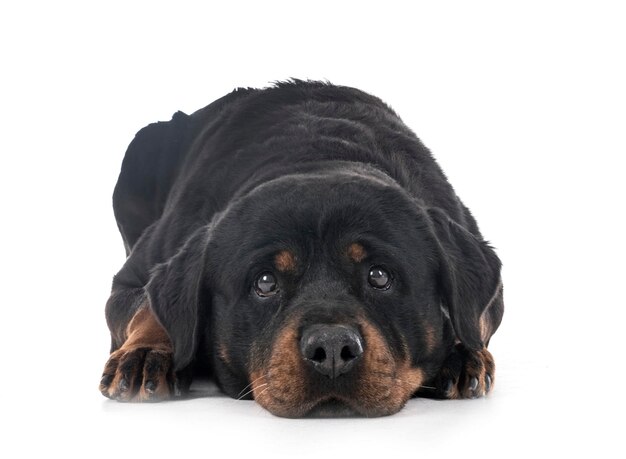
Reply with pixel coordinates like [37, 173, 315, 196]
[469, 377, 479, 392]
[100, 375, 113, 387]
[119, 378, 129, 392]
[144, 380, 156, 393]
[485, 374, 492, 392]
[444, 379, 454, 394]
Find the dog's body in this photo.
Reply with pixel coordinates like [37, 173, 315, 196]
[100, 81, 503, 417]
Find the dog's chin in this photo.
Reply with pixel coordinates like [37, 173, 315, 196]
[269, 396, 404, 418]
[304, 398, 360, 418]
[253, 387, 410, 418]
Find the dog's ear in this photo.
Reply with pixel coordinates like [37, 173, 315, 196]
[427, 208, 503, 350]
[145, 225, 210, 371]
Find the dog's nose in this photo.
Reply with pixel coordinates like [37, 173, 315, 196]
[300, 324, 364, 379]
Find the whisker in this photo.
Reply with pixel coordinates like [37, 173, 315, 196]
[237, 383, 267, 401]
[394, 379, 437, 391]
[237, 374, 266, 397]
[253, 385, 271, 400]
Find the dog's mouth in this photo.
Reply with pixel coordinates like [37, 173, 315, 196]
[305, 398, 359, 418]
[249, 319, 425, 418]
[249, 368, 422, 418]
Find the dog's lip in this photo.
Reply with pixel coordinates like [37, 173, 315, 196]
[254, 375, 404, 418]
[304, 397, 360, 418]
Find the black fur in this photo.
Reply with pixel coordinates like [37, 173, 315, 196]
[103, 80, 504, 416]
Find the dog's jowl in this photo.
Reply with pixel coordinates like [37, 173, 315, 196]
[100, 80, 504, 417]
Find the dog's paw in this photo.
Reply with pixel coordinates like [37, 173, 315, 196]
[429, 344, 495, 399]
[99, 346, 178, 402]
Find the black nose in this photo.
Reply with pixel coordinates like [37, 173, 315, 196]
[300, 325, 364, 379]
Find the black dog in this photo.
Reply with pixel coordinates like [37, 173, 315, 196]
[100, 80, 504, 417]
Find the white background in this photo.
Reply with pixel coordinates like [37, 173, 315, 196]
[1, 1, 625, 457]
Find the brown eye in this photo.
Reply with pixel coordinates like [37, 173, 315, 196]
[254, 272, 278, 297]
[368, 266, 391, 290]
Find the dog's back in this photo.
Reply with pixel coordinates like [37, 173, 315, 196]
[114, 80, 477, 262]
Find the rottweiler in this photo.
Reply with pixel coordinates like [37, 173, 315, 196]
[100, 80, 504, 417]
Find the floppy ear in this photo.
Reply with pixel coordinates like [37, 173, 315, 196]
[427, 208, 503, 350]
[145, 225, 210, 371]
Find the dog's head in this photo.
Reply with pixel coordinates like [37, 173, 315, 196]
[146, 164, 502, 417]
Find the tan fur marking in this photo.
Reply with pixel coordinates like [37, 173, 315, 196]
[395, 362, 426, 399]
[217, 344, 231, 365]
[347, 243, 367, 263]
[124, 305, 172, 349]
[479, 316, 492, 343]
[423, 323, 438, 355]
[479, 279, 503, 343]
[480, 348, 496, 393]
[357, 321, 424, 416]
[251, 323, 315, 417]
[275, 250, 297, 272]
[447, 384, 461, 400]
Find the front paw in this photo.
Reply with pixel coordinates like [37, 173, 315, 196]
[429, 344, 495, 399]
[99, 347, 178, 402]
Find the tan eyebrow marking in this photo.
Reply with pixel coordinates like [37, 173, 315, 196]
[347, 242, 367, 263]
[274, 250, 297, 272]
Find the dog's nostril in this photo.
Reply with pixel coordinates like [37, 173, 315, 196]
[311, 347, 326, 363]
[340, 345, 356, 361]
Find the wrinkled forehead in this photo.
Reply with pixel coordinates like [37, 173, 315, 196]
[227, 170, 421, 242]
[209, 171, 432, 279]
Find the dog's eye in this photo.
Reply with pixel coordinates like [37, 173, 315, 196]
[368, 266, 391, 290]
[254, 272, 279, 297]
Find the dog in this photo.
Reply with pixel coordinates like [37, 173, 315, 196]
[100, 80, 504, 417]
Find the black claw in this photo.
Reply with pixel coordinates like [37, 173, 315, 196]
[444, 379, 454, 394]
[485, 374, 492, 392]
[469, 377, 479, 392]
[144, 380, 156, 393]
[119, 378, 129, 392]
[100, 374, 113, 387]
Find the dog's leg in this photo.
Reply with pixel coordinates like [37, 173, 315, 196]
[99, 287, 186, 402]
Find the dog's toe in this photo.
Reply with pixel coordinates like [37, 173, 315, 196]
[99, 347, 175, 402]
[424, 344, 496, 399]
